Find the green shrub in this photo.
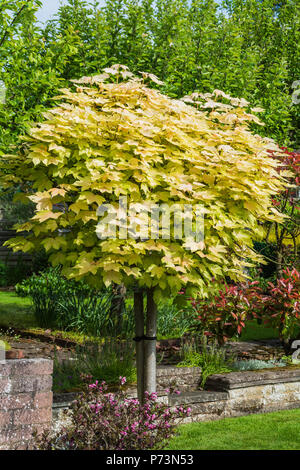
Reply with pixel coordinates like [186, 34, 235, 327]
[15, 267, 134, 336]
[15, 266, 85, 327]
[177, 337, 235, 387]
[53, 338, 136, 393]
[157, 301, 194, 338]
[16, 268, 194, 338]
[56, 288, 134, 337]
[0, 261, 7, 287]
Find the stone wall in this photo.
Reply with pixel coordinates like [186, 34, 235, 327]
[170, 368, 300, 423]
[156, 365, 201, 392]
[52, 366, 300, 432]
[0, 358, 53, 450]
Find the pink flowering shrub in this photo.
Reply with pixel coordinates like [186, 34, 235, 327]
[33, 378, 191, 450]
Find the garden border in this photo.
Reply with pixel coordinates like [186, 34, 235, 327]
[52, 366, 300, 429]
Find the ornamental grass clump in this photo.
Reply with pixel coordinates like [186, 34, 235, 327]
[34, 378, 191, 450]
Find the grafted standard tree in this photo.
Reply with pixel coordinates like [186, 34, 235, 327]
[0, 65, 287, 401]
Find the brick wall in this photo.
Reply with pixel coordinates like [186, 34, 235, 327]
[0, 358, 53, 450]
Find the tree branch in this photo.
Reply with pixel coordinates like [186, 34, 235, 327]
[0, 2, 28, 49]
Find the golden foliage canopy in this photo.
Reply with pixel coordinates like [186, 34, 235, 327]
[0, 65, 287, 299]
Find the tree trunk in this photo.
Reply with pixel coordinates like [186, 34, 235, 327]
[111, 283, 126, 334]
[277, 250, 283, 278]
[134, 290, 144, 403]
[144, 288, 157, 395]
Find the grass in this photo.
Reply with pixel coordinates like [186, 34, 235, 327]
[0, 292, 102, 343]
[0, 291, 36, 328]
[167, 409, 300, 450]
[240, 320, 279, 341]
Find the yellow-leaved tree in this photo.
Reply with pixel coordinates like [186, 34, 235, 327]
[0, 65, 287, 399]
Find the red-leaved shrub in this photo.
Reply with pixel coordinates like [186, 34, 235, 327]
[190, 284, 250, 345]
[248, 268, 300, 353]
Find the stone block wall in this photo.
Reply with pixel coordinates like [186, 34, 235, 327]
[170, 368, 300, 423]
[0, 358, 53, 450]
[156, 365, 201, 392]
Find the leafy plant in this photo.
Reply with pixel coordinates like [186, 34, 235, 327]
[249, 268, 300, 353]
[2, 65, 286, 298]
[177, 336, 235, 387]
[15, 266, 90, 327]
[190, 284, 251, 345]
[1, 64, 286, 396]
[15, 267, 130, 335]
[263, 147, 300, 276]
[55, 289, 131, 337]
[53, 338, 136, 393]
[156, 301, 193, 338]
[1, 0, 299, 154]
[34, 377, 191, 450]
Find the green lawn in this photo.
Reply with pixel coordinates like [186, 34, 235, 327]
[168, 409, 300, 450]
[0, 291, 36, 329]
[240, 320, 278, 341]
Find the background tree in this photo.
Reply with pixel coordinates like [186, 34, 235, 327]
[264, 148, 300, 276]
[1, 0, 299, 158]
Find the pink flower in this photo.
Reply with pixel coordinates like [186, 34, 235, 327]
[89, 380, 99, 389]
